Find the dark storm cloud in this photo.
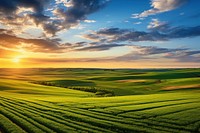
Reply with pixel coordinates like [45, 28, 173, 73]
[83, 25, 200, 43]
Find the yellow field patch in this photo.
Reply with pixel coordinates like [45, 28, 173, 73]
[163, 84, 200, 90]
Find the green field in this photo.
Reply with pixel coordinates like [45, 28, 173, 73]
[0, 68, 200, 133]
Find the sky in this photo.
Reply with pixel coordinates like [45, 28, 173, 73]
[0, 0, 200, 68]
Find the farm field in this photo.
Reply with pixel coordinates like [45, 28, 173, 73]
[0, 68, 200, 133]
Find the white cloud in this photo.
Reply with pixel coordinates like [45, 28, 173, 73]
[84, 20, 96, 23]
[133, 22, 142, 25]
[133, 0, 188, 18]
[147, 19, 166, 29]
[71, 24, 86, 30]
[55, 0, 73, 7]
[16, 7, 34, 15]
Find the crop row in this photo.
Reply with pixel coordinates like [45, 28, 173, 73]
[1, 96, 199, 132]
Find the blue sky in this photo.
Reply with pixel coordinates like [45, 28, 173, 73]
[0, 0, 200, 68]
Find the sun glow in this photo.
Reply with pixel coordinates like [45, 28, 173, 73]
[12, 57, 20, 63]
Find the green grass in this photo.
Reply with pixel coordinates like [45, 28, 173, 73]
[0, 68, 200, 133]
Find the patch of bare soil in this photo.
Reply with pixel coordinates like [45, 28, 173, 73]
[163, 84, 200, 90]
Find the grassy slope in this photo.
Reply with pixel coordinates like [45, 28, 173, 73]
[0, 68, 200, 133]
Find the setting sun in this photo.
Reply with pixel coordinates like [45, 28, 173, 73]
[12, 57, 20, 63]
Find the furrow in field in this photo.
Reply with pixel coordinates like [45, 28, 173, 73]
[86, 98, 199, 115]
[105, 100, 200, 115]
[119, 102, 200, 119]
[1, 100, 94, 133]
[0, 97, 170, 133]
[0, 107, 45, 133]
[0, 98, 114, 133]
[160, 107, 200, 125]
[0, 97, 190, 133]
[187, 120, 200, 133]
[0, 101, 57, 133]
[58, 107, 190, 133]
[0, 114, 26, 133]
[13, 98, 184, 132]
[123, 106, 200, 132]
[83, 98, 195, 109]
[1, 96, 199, 133]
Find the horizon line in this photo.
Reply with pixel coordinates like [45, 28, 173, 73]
[0, 67, 200, 69]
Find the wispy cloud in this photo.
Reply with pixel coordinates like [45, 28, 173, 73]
[76, 44, 124, 51]
[0, 29, 122, 53]
[133, 22, 142, 25]
[132, 0, 188, 18]
[82, 24, 200, 43]
[112, 45, 200, 63]
[147, 19, 167, 30]
[84, 20, 96, 23]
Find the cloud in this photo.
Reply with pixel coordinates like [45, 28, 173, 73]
[50, 0, 107, 34]
[77, 44, 123, 51]
[28, 44, 199, 64]
[84, 20, 96, 23]
[0, 28, 14, 34]
[129, 45, 186, 55]
[112, 45, 200, 63]
[0, 0, 51, 35]
[164, 49, 200, 62]
[147, 19, 168, 31]
[23, 57, 110, 63]
[82, 33, 101, 41]
[0, 29, 121, 54]
[0, 0, 49, 14]
[82, 24, 200, 43]
[168, 26, 200, 39]
[132, 0, 188, 18]
[0, 0, 108, 36]
[83, 28, 165, 42]
[133, 22, 142, 25]
[0, 31, 64, 53]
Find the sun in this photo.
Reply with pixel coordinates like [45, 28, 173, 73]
[12, 57, 20, 63]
